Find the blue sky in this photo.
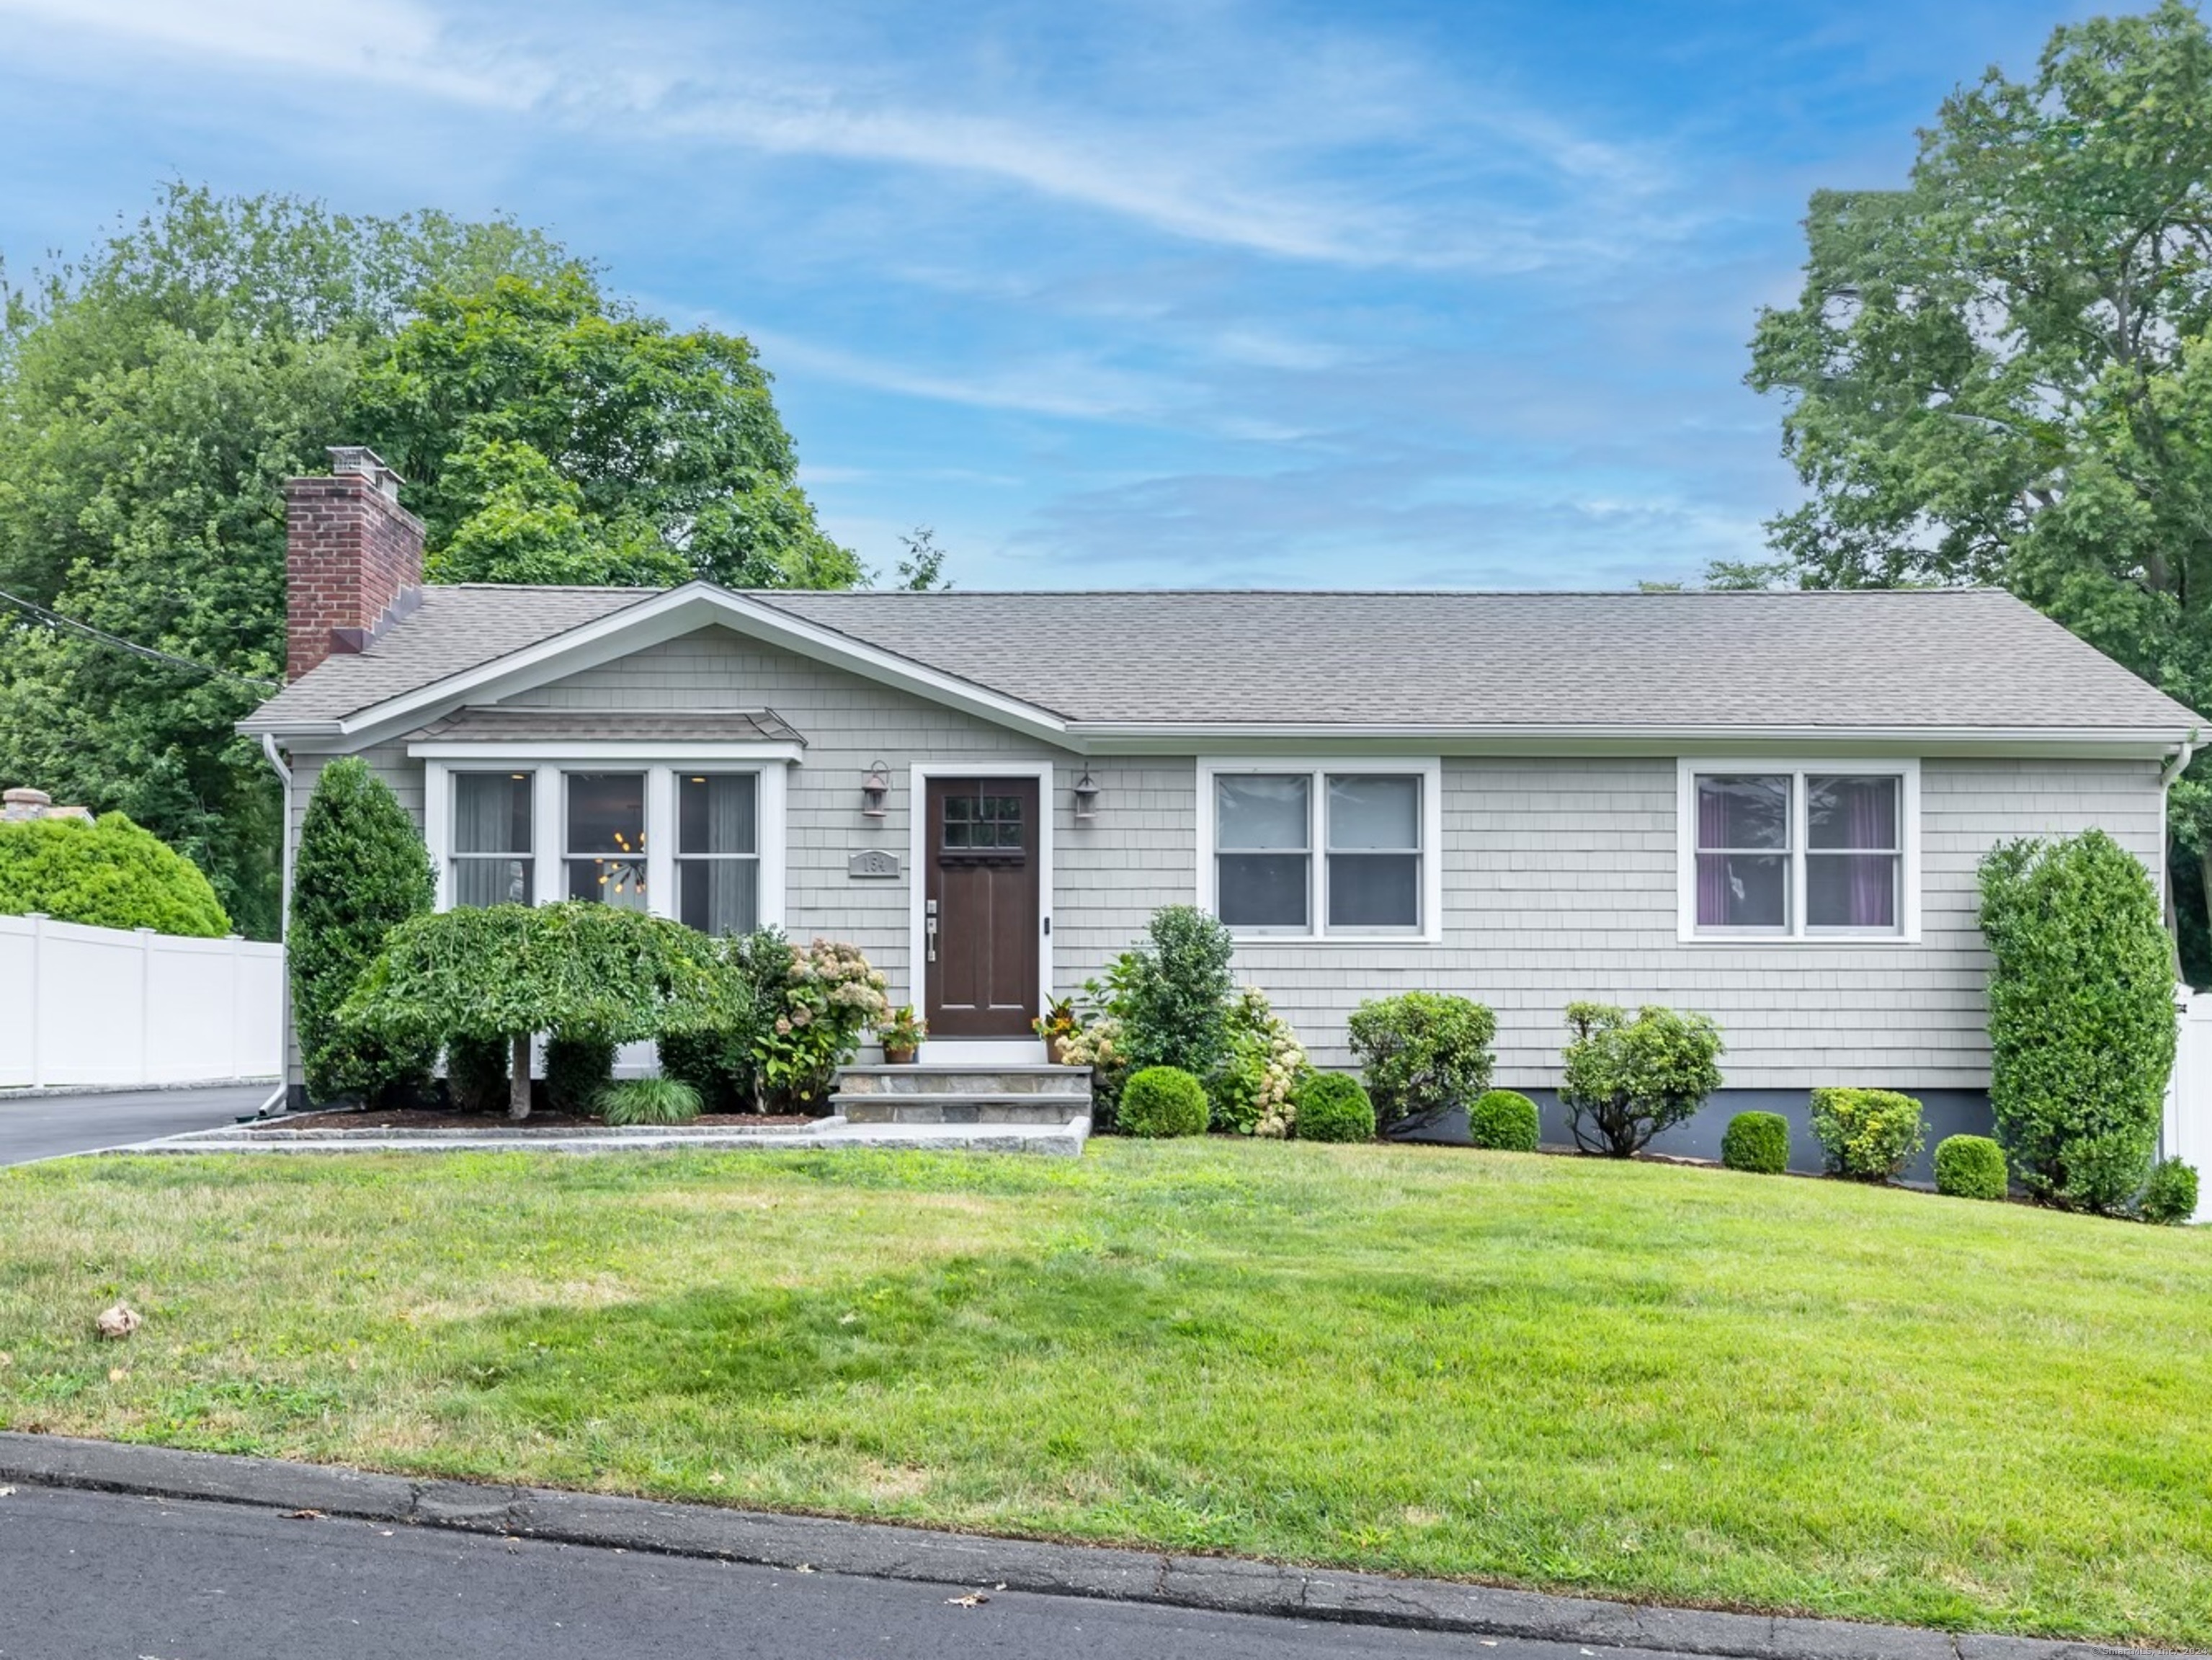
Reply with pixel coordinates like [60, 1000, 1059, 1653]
[0, 0, 2108, 589]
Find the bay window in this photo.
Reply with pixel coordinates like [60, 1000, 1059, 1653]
[1201, 759, 1440, 940]
[1680, 759, 1917, 941]
[422, 754, 787, 935]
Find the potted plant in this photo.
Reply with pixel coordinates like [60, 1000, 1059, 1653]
[880, 1005, 926, 1066]
[1034, 996, 1080, 1065]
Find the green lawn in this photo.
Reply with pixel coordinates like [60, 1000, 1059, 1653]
[1, 1141, 2208, 1646]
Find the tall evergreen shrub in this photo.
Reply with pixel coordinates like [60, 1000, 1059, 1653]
[1978, 831, 2175, 1213]
[290, 757, 434, 1103]
[1114, 905, 1237, 1078]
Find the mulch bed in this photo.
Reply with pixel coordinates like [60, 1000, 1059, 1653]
[278, 1109, 818, 1132]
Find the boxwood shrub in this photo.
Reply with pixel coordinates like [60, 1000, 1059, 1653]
[1467, 1089, 1540, 1152]
[1721, 1110, 1790, 1174]
[2141, 1157, 2200, 1226]
[1809, 1087, 1927, 1182]
[1119, 1065, 1209, 1138]
[0, 811, 228, 937]
[1293, 1072, 1375, 1143]
[1934, 1134, 2008, 1201]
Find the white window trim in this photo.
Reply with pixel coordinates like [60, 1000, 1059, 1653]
[1195, 757, 1444, 944]
[422, 754, 788, 929]
[1674, 757, 1920, 945]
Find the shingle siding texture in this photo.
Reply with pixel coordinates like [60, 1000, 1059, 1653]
[363, 625, 2164, 1094]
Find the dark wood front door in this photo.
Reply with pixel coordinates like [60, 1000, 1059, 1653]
[924, 777, 1040, 1039]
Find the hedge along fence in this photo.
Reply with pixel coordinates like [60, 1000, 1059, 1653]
[0, 813, 230, 937]
[339, 902, 734, 1121]
[1979, 831, 2175, 1215]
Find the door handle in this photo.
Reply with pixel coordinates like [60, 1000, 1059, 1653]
[926, 898, 938, 963]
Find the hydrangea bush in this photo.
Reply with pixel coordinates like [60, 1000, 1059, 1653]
[1208, 986, 1308, 1138]
[756, 937, 890, 1111]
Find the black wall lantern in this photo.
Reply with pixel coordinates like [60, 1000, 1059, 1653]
[1072, 767, 1100, 822]
[861, 760, 891, 818]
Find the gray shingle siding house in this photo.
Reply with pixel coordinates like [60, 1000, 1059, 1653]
[246, 452, 2203, 1164]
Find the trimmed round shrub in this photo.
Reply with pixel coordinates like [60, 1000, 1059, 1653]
[1293, 1072, 1375, 1143]
[1809, 1087, 1927, 1182]
[1559, 1001, 1724, 1157]
[1721, 1111, 1790, 1174]
[545, 1033, 617, 1115]
[1934, 1134, 2008, 1201]
[1347, 992, 1497, 1131]
[2141, 1157, 2200, 1226]
[1118, 1066, 1209, 1138]
[1467, 1089, 1540, 1153]
[0, 811, 228, 937]
[598, 1076, 703, 1127]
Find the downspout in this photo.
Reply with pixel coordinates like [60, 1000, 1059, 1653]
[259, 733, 293, 1120]
[2161, 729, 2200, 990]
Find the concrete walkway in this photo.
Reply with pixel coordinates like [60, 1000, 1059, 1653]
[0, 1083, 275, 1166]
[0, 1434, 2177, 1660]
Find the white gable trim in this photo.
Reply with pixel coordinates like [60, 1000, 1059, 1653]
[318, 584, 1075, 750]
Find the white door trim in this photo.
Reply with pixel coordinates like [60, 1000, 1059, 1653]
[908, 761, 1055, 1060]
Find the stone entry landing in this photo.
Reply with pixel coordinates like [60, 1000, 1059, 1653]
[834, 1062, 1092, 1125]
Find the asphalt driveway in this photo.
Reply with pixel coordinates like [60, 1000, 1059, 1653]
[0, 1084, 273, 1165]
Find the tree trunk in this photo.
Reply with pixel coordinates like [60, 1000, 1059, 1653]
[509, 1033, 532, 1122]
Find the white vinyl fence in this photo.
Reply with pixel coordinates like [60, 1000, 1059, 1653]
[0, 913, 282, 1091]
[2164, 990, 2212, 1223]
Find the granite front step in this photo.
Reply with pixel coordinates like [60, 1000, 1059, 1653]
[837, 1066, 1091, 1097]
[837, 1097, 1090, 1125]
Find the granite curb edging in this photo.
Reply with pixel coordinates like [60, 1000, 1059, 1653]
[0, 1434, 2178, 1660]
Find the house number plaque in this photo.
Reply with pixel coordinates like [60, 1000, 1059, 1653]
[847, 849, 901, 879]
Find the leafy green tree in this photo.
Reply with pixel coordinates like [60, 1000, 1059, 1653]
[338, 901, 730, 1120]
[1, 187, 859, 937]
[1558, 1002, 1724, 1157]
[0, 187, 568, 938]
[0, 812, 229, 936]
[289, 757, 434, 1104]
[352, 269, 861, 589]
[1746, 3, 2212, 957]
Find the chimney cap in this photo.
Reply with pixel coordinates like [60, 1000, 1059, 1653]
[326, 445, 403, 502]
[4, 787, 52, 808]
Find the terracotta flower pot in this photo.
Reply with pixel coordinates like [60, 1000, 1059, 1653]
[1045, 1034, 1069, 1066]
[883, 1045, 917, 1066]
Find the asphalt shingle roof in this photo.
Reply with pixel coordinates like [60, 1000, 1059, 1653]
[241, 584, 2202, 737]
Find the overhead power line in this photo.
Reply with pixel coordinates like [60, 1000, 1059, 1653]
[0, 585, 280, 691]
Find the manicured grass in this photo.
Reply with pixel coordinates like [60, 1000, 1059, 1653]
[1, 1142, 2208, 1645]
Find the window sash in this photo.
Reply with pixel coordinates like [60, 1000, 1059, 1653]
[1210, 767, 1427, 937]
[1687, 765, 1911, 940]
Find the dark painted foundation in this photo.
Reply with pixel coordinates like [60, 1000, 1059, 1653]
[1391, 1086, 1996, 1186]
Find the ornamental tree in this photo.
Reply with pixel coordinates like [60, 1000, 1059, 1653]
[289, 757, 433, 1103]
[339, 901, 731, 1120]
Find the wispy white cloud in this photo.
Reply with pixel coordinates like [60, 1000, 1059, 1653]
[0, 0, 1699, 274]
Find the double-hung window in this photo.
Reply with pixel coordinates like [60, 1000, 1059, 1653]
[1680, 760, 1917, 940]
[677, 772, 760, 935]
[566, 772, 649, 909]
[1203, 760, 1439, 940]
[450, 772, 534, 906]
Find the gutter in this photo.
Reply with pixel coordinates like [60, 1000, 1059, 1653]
[2162, 728, 2200, 789]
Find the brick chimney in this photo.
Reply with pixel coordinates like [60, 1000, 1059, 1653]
[284, 445, 424, 681]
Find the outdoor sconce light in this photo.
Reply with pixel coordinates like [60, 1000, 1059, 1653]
[861, 760, 891, 818]
[1073, 768, 1100, 822]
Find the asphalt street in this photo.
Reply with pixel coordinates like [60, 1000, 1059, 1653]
[0, 1483, 1706, 1660]
[0, 1084, 270, 1165]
